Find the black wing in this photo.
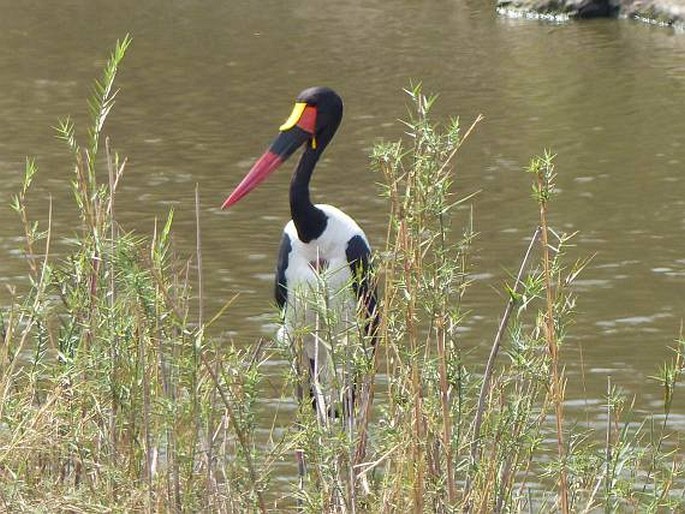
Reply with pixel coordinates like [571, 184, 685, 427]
[274, 232, 292, 310]
[345, 235, 379, 340]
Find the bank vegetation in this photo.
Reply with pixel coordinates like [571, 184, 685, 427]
[0, 36, 683, 513]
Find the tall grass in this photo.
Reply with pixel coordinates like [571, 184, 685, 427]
[1, 39, 683, 512]
[0, 36, 268, 512]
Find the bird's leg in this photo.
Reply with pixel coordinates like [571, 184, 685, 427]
[290, 331, 307, 507]
[312, 306, 329, 427]
[343, 310, 356, 432]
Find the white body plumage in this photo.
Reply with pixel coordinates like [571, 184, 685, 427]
[276, 204, 372, 402]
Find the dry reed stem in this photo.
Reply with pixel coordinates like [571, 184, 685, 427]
[199, 351, 267, 513]
[466, 225, 541, 498]
[536, 169, 569, 514]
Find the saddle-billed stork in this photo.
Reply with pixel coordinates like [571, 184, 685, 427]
[222, 87, 378, 417]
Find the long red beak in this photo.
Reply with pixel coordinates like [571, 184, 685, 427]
[221, 128, 309, 209]
[221, 151, 283, 209]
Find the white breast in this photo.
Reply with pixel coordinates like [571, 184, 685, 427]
[279, 204, 370, 390]
[283, 204, 369, 294]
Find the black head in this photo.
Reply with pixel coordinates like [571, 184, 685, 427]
[221, 87, 343, 209]
[295, 86, 343, 147]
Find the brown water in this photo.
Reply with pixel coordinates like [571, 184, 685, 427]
[1, 1, 684, 424]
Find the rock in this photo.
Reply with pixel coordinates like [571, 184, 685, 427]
[496, 0, 620, 18]
[624, 0, 685, 26]
[497, 0, 685, 27]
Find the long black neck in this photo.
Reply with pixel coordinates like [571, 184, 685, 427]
[290, 148, 328, 243]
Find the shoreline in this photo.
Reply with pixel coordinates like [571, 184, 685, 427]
[496, 0, 685, 30]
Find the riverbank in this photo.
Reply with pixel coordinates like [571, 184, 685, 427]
[497, 0, 685, 29]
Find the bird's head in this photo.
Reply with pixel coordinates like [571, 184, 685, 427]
[221, 87, 343, 209]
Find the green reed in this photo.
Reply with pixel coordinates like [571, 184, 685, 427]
[0, 36, 269, 512]
[1, 38, 684, 513]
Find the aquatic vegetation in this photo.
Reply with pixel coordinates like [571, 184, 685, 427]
[0, 38, 683, 513]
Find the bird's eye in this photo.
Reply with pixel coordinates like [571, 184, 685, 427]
[279, 102, 317, 135]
